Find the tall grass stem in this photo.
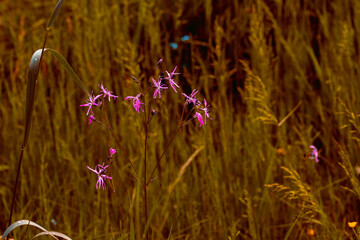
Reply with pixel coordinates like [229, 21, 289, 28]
[7, 31, 48, 239]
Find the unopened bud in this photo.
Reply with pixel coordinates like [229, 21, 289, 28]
[132, 76, 139, 84]
[156, 59, 163, 68]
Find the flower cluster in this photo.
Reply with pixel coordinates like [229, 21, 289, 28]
[99, 84, 118, 102]
[152, 77, 168, 99]
[87, 162, 112, 190]
[80, 91, 102, 116]
[124, 63, 211, 126]
[83, 61, 212, 190]
[124, 93, 144, 113]
[197, 99, 212, 126]
[80, 84, 118, 123]
[87, 148, 116, 190]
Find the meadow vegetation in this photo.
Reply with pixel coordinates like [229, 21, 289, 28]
[1, 0, 360, 239]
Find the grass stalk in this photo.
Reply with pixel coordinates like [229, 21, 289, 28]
[143, 91, 149, 240]
[7, 30, 48, 238]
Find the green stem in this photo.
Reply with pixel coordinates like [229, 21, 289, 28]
[101, 106, 139, 177]
[147, 126, 182, 185]
[147, 103, 195, 185]
[143, 94, 149, 240]
[7, 31, 48, 237]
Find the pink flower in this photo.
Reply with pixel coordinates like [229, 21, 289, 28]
[309, 145, 319, 163]
[182, 89, 199, 105]
[199, 99, 212, 124]
[194, 112, 204, 127]
[109, 148, 116, 158]
[80, 92, 102, 115]
[99, 84, 118, 101]
[124, 93, 144, 113]
[87, 162, 112, 190]
[165, 66, 180, 92]
[152, 77, 168, 99]
[88, 115, 96, 124]
[167, 66, 180, 78]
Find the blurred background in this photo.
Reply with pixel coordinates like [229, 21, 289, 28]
[1, 0, 360, 239]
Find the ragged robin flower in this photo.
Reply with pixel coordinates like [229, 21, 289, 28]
[182, 89, 199, 106]
[80, 91, 102, 115]
[124, 93, 144, 113]
[165, 66, 180, 92]
[99, 84, 118, 101]
[194, 112, 204, 127]
[88, 115, 96, 124]
[87, 162, 112, 190]
[109, 148, 116, 159]
[309, 145, 319, 163]
[199, 99, 212, 124]
[152, 77, 168, 99]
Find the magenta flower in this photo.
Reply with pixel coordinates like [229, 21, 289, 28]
[87, 162, 112, 190]
[165, 66, 180, 92]
[80, 92, 102, 115]
[182, 89, 199, 105]
[309, 145, 319, 163]
[124, 93, 144, 113]
[167, 66, 180, 78]
[194, 112, 204, 127]
[88, 115, 96, 124]
[153, 77, 168, 99]
[199, 99, 212, 124]
[109, 148, 116, 158]
[99, 84, 118, 101]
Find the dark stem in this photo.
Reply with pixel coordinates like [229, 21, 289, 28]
[111, 186, 129, 232]
[147, 125, 182, 185]
[101, 107, 139, 177]
[7, 31, 48, 237]
[7, 148, 25, 231]
[143, 98, 149, 240]
[147, 103, 195, 185]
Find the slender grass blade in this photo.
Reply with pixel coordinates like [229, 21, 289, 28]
[0, 220, 58, 240]
[46, 0, 65, 30]
[32, 231, 72, 240]
[284, 207, 303, 240]
[24, 48, 89, 147]
[24, 49, 43, 147]
[45, 48, 90, 96]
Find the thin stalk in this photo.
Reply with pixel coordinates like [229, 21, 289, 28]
[101, 106, 139, 177]
[147, 126, 182, 185]
[7, 31, 48, 236]
[7, 148, 25, 230]
[143, 93, 149, 240]
[147, 103, 195, 185]
[179, 102, 186, 126]
[143, 178, 149, 240]
[111, 186, 129, 232]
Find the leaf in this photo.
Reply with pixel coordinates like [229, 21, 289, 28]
[45, 48, 90, 96]
[32, 231, 72, 240]
[24, 49, 43, 147]
[0, 220, 58, 240]
[284, 207, 303, 240]
[47, 0, 65, 30]
[167, 146, 204, 194]
[23, 48, 89, 147]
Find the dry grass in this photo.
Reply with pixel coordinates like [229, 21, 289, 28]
[1, 0, 360, 239]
